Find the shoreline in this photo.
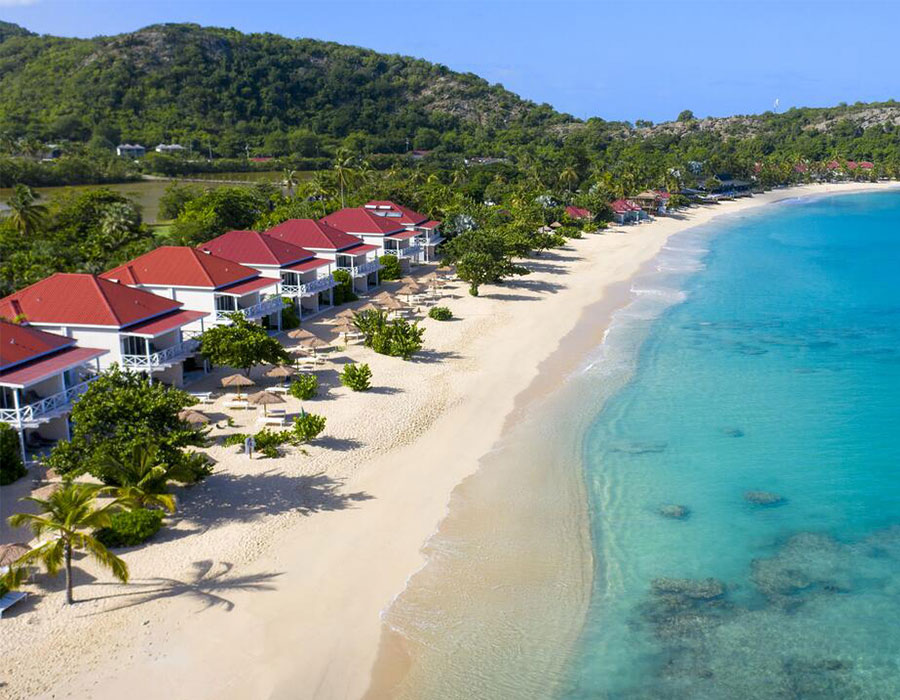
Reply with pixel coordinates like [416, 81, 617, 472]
[2, 181, 894, 700]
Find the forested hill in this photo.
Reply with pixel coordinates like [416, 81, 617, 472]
[0, 22, 570, 155]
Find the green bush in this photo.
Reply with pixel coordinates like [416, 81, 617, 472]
[289, 374, 319, 400]
[293, 411, 326, 443]
[223, 433, 249, 447]
[225, 428, 292, 458]
[332, 269, 358, 305]
[354, 311, 424, 360]
[341, 363, 372, 391]
[0, 423, 26, 485]
[378, 254, 402, 281]
[281, 298, 301, 330]
[95, 509, 164, 548]
[428, 306, 453, 321]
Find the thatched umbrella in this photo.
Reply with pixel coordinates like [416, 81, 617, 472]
[178, 409, 210, 426]
[436, 264, 455, 276]
[247, 390, 284, 416]
[221, 373, 255, 398]
[397, 281, 425, 296]
[266, 364, 296, 383]
[0, 543, 31, 568]
[287, 328, 319, 342]
[31, 483, 60, 501]
[357, 302, 380, 313]
[335, 308, 357, 321]
[375, 293, 405, 312]
[332, 318, 358, 336]
[550, 221, 563, 229]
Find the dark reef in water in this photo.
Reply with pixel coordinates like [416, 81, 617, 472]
[624, 527, 900, 699]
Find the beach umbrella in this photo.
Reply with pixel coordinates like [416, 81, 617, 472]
[266, 364, 296, 381]
[287, 328, 319, 341]
[550, 221, 563, 229]
[0, 543, 31, 568]
[177, 409, 210, 426]
[335, 308, 357, 321]
[332, 318, 357, 335]
[357, 302, 380, 313]
[247, 390, 284, 416]
[221, 373, 255, 398]
[397, 281, 425, 296]
[31, 483, 60, 501]
[375, 293, 405, 311]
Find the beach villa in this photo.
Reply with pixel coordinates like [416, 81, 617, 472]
[0, 320, 107, 461]
[101, 246, 285, 331]
[610, 199, 645, 224]
[632, 191, 668, 216]
[265, 219, 382, 294]
[564, 205, 593, 221]
[322, 206, 424, 265]
[198, 230, 337, 320]
[0, 273, 207, 387]
[362, 201, 443, 261]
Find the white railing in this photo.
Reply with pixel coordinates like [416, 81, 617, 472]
[121, 338, 200, 370]
[216, 296, 286, 322]
[384, 243, 422, 259]
[0, 377, 97, 426]
[339, 260, 382, 277]
[282, 276, 337, 297]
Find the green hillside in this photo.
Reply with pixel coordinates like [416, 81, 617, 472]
[0, 22, 570, 155]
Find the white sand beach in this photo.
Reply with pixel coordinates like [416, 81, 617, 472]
[1, 181, 894, 700]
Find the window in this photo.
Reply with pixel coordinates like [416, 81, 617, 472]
[122, 335, 147, 356]
[215, 295, 237, 312]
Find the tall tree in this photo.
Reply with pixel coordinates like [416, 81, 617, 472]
[9, 482, 128, 604]
[5, 184, 47, 236]
[198, 313, 291, 376]
[333, 149, 357, 208]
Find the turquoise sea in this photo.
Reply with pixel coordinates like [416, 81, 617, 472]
[566, 190, 900, 698]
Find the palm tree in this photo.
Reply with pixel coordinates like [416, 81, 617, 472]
[101, 442, 180, 513]
[559, 166, 579, 192]
[9, 483, 128, 604]
[6, 184, 47, 237]
[333, 149, 357, 208]
[100, 202, 137, 248]
[281, 168, 299, 198]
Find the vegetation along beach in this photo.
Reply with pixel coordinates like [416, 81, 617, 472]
[0, 4, 898, 699]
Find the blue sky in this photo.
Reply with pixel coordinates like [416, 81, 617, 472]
[2, 0, 898, 123]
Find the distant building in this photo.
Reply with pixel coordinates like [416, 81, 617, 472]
[465, 156, 509, 166]
[154, 143, 185, 154]
[564, 205, 593, 221]
[632, 192, 668, 215]
[42, 144, 62, 161]
[116, 144, 146, 158]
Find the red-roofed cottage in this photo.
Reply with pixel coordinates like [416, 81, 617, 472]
[0, 273, 207, 386]
[265, 219, 382, 294]
[564, 205, 593, 221]
[363, 201, 443, 261]
[102, 246, 285, 329]
[198, 230, 337, 319]
[0, 320, 108, 459]
[323, 207, 424, 265]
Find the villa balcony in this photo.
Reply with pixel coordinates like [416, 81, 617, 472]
[282, 276, 338, 297]
[121, 338, 200, 371]
[383, 243, 423, 259]
[215, 296, 287, 323]
[0, 377, 98, 428]
[339, 260, 382, 278]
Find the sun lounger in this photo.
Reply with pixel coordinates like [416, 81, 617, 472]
[224, 397, 251, 410]
[268, 385, 290, 394]
[0, 591, 27, 618]
[257, 411, 287, 427]
[189, 392, 213, 405]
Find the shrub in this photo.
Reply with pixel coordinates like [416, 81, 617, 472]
[293, 411, 326, 443]
[353, 308, 388, 342]
[332, 269, 358, 305]
[341, 363, 372, 391]
[289, 373, 318, 400]
[0, 423, 26, 485]
[428, 306, 453, 321]
[226, 429, 292, 458]
[223, 433, 249, 447]
[281, 298, 301, 330]
[355, 312, 424, 360]
[378, 254, 402, 281]
[95, 509, 164, 548]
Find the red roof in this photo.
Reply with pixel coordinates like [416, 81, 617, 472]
[340, 243, 380, 256]
[565, 205, 592, 220]
[124, 310, 208, 338]
[847, 161, 858, 170]
[1, 320, 74, 369]
[0, 346, 107, 389]
[420, 220, 441, 230]
[265, 219, 363, 252]
[387, 230, 419, 240]
[827, 160, 841, 170]
[102, 246, 260, 290]
[322, 208, 406, 235]
[285, 258, 333, 273]
[859, 161, 874, 169]
[363, 201, 428, 226]
[199, 230, 315, 267]
[0, 274, 183, 329]
[217, 276, 279, 296]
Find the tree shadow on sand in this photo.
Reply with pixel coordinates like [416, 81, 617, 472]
[177, 471, 373, 527]
[80, 560, 282, 613]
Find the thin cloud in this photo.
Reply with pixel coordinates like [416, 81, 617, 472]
[0, 0, 40, 6]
